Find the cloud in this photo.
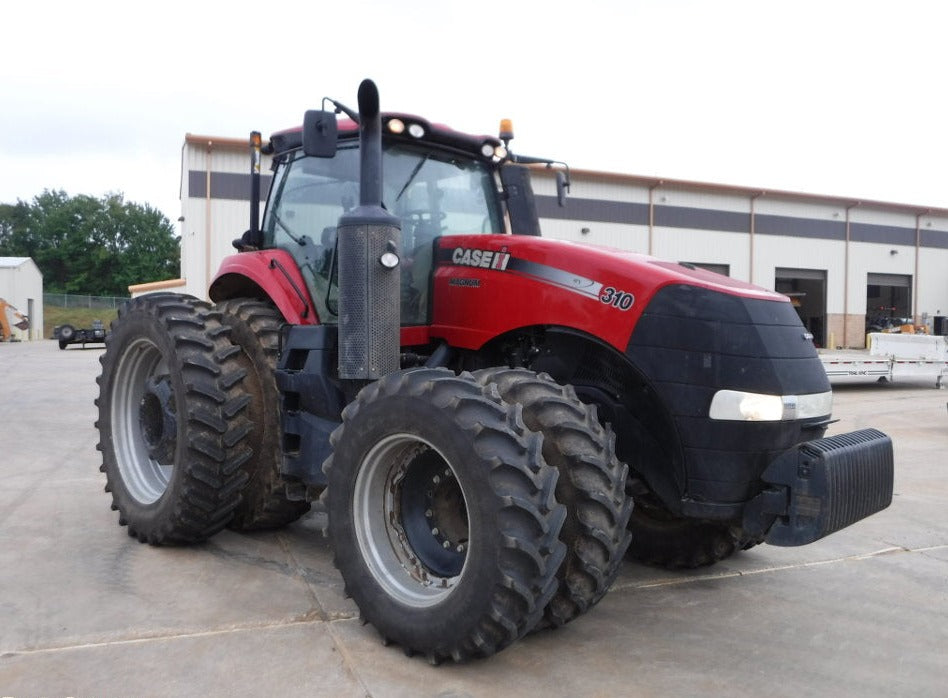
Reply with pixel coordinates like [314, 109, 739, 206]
[2, 0, 948, 227]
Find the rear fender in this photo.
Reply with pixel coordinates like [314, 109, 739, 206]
[209, 250, 317, 325]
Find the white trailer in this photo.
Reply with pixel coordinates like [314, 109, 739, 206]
[820, 334, 948, 388]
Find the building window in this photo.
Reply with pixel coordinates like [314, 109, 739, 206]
[681, 262, 730, 276]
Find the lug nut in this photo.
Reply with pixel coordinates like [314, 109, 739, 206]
[442, 541, 451, 549]
[432, 475, 441, 484]
[425, 509, 433, 518]
[431, 527, 439, 536]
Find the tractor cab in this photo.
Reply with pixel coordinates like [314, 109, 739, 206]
[261, 124, 506, 325]
[238, 105, 567, 327]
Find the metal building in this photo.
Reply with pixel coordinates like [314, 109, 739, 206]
[530, 170, 948, 347]
[0, 257, 43, 340]
[166, 135, 948, 348]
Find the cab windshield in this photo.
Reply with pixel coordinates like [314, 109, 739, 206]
[262, 142, 503, 324]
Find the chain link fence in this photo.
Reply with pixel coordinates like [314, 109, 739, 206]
[43, 293, 129, 310]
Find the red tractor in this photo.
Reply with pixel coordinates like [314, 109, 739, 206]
[96, 80, 893, 663]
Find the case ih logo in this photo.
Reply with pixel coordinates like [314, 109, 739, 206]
[451, 247, 511, 271]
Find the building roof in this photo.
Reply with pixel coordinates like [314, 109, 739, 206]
[529, 167, 948, 218]
[0, 257, 32, 268]
[185, 133, 948, 218]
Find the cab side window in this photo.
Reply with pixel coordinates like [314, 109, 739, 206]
[263, 149, 359, 321]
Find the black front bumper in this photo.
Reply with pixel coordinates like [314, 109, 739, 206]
[742, 428, 894, 546]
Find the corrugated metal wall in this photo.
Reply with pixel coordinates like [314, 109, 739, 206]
[179, 137, 273, 298]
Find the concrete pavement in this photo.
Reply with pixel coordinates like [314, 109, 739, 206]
[1, 340, 945, 697]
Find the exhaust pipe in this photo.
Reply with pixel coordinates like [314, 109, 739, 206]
[336, 79, 402, 381]
[248, 131, 262, 245]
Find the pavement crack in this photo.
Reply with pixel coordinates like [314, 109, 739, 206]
[1, 615, 349, 658]
[277, 531, 330, 622]
[611, 545, 935, 592]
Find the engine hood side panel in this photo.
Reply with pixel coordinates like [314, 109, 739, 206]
[428, 235, 788, 352]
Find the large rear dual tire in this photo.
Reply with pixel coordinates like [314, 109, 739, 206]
[214, 299, 310, 531]
[97, 294, 310, 543]
[96, 295, 253, 544]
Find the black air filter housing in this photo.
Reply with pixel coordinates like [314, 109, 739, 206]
[337, 216, 401, 380]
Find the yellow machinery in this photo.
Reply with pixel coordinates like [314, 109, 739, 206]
[0, 298, 29, 341]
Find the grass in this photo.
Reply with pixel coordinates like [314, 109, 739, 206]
[44, 305, 120, 339]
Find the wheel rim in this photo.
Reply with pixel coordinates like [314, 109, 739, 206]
[111, 337, 175, 504]
[353, 433, 470, 608]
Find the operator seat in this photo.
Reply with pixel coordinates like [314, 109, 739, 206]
[319, 226, 336, 276]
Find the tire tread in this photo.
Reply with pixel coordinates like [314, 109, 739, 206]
[475, 367, 633, 628]
[97, 293, 252, 545]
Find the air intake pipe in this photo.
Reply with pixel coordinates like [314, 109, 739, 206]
[336, 79, 402, 381]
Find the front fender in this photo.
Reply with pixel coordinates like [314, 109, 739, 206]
[209, 250, 317, 325]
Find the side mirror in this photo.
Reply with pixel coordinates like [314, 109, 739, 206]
[556, 170, 570, 207]
[303, 110, 338, 158]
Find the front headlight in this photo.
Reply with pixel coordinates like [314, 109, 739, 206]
[709, 390, 833, 422]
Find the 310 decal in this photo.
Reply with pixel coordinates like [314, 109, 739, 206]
[599, 286, 634, 311]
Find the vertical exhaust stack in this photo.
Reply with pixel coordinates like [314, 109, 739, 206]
[248, 131, 262, 246]
[337, 79, 402, 381]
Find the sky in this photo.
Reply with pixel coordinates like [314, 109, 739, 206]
[2, 0, 948, 228]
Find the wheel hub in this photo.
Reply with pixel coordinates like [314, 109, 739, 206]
[139, 375, 177, 463]
[398, 449, 468, 579]
[352, 432, 472, 607]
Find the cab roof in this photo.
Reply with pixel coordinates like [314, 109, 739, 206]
[268, 112, 501, 159]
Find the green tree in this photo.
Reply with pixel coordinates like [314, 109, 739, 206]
[0, 200, 34, 255]
[0, 190, 179, 296]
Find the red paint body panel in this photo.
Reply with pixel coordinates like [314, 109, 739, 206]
[210, 250, 317, 325]
[210, 251, 433, 347]
[429, 235, 788, 352]
[212, 236, 788, 353]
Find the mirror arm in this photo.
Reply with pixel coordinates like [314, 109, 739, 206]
[323, 96, 360, 124]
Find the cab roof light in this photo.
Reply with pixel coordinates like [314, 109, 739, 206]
[499, 118, 513, 145]
[387, 118, 405, 134]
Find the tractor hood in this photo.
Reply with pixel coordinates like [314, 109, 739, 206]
[430, 234, 789, 352]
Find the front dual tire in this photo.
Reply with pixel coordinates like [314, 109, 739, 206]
[325, 368, 567, 663]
